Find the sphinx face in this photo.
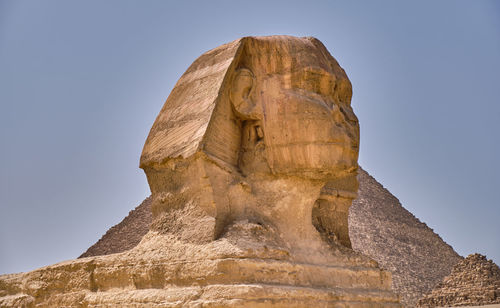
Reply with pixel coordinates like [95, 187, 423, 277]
[245, 53, 359, 180]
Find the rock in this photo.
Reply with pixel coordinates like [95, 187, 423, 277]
[418, 253, 500, 307]
[80, 167, 463, 307]
[0, 35, 401, 307]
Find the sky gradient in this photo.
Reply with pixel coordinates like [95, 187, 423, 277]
[1, 0, 499, 274]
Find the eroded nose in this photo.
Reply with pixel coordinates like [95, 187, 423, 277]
[329, 103, 359, 146]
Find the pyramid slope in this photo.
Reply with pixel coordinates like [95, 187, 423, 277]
[79, 197, 152, 258]
[418, 253, 500, 307]
[350, 168, 463, 306]
[80, 167, 462, 307]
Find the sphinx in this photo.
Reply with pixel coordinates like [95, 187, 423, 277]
[0, 36, 401, 307]
[141, 35, 359, 251]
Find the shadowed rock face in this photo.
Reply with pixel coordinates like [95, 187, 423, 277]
[80, 167, 463, 307]
[0, 36, 401, 307]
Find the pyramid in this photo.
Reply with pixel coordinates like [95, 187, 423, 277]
[80, 197, 152, 258]
[350, 168, 463, 306]
[418, 253, 500, 307]
[80, 167, 462, 307]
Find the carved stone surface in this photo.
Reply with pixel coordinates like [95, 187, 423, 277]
[0, 36, 400, 307]
[78, 167, 463, 307]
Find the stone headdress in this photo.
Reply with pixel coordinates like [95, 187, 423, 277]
[140, 36, 354, 175]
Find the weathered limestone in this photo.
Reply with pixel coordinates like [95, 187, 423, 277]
[418, 253, 500, 307]
[78, 167, 463, 307]
[0, 36, 401, 307]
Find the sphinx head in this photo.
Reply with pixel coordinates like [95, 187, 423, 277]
[139, 36, 360, 247]
[141, 36, 358, 177]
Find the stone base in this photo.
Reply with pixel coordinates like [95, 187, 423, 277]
[2, 285, 400, 308]
[0, 224, 401, 307]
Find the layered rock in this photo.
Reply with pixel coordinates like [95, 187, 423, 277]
[1, 226, 400, 307]
[79, 167, 463, 307]
[418, 253, 500, 307]
[0, 36, 401, 307]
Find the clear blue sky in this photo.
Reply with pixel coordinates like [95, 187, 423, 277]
[1, 0, 499, 274]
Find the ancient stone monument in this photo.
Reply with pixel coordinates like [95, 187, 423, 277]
[349, 169, 462, 307]
[0, 36, 401, 307]
[418, 253, 500, 307]
[79, 167, 463, 307]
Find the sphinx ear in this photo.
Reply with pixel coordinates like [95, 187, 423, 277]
[230, 68, 260, 120]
